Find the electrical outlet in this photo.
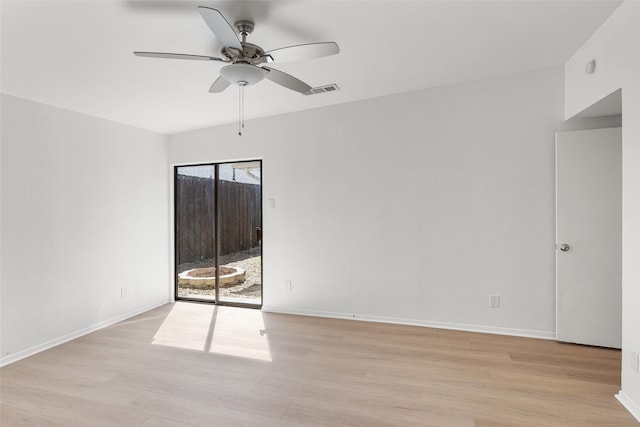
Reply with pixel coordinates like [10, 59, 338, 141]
[121, 287, 127, 298]
[490, 295, 500, 308]
[284, 281, 292, 292]
[631, 351, 639, 373]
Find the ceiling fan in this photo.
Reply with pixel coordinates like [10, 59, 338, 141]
[134, 6, 340, 95]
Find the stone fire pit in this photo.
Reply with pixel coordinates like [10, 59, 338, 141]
[178, 266, 246, 289]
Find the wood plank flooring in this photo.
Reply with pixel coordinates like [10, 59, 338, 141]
[1, 302, 637, 426]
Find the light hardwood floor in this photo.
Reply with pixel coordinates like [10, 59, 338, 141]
[1, 302, 637, 426]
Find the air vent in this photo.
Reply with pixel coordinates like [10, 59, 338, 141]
[306, 84, 340, 95]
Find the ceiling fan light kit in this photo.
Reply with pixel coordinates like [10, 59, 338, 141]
[220, 63, 267, 86]
[134, 6, 340, 135]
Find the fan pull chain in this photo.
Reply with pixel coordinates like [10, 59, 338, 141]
[238, 85, 242, 136]
[238, 83, 247, 136]
[241, 85, 245, 131]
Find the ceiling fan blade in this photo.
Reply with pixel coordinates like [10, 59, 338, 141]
[209, 76, 231, 93]
[262, 66, 312, 94]
[197, 7, 242, 51]
[265, 42, 340, 63]
[134, 52, 227, 62]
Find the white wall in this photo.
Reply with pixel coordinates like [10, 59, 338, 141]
[0, 95, 171, 365]
[171, 66, 598, 338]
[565, 1, 640, 420]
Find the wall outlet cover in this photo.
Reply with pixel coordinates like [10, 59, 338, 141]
[490, 295, 500, 308]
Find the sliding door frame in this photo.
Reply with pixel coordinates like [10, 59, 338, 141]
[173, 160, 263, 308]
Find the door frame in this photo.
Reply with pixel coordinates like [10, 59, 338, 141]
[173, 160, 263, 308]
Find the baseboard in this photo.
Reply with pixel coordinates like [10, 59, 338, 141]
[616, 390, 640, 422]
[260, 306, 556, 340]
[0, 300, 170, 367]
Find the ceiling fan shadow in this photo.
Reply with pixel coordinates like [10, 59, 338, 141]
[125, 1, 316, 40]
[124, 1, 271, 22]
[266, 18, 323, 44]
[124, 0, 202, 13]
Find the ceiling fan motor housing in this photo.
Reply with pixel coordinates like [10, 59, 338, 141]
[224, 42, 268, 64]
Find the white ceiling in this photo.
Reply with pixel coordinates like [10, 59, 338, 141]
[1, 0, 621, 135]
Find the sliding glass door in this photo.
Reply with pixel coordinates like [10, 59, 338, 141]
[175, 161, 262, 307]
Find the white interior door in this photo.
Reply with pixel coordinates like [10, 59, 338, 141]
[556, 127, 622, 348]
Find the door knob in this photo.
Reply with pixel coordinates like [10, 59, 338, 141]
[559, 244, 570, 252]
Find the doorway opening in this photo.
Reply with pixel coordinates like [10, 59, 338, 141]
[175, 160, 262, 308]
[556, 88, 623, 348]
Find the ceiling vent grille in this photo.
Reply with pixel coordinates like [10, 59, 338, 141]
[306, 84, 340, 95]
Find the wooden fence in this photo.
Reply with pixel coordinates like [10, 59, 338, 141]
[176, 175, 261, 264]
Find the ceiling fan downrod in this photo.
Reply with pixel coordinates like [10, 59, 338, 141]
[235, 20, 254, 44]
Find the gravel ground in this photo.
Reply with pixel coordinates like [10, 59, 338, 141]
[177, 248, 262, 302]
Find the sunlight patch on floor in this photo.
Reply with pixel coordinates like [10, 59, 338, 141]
[208, 306, 272, 361]
[153, 302, 272, 361]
